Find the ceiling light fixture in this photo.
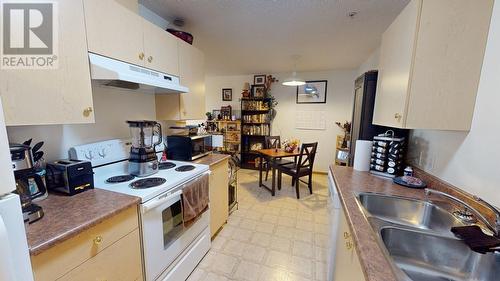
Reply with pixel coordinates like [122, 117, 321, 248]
[282, 55, 305, 87]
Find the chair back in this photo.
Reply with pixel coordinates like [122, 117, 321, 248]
[265, 136, 281, 149]
[296, 142, 318, 170]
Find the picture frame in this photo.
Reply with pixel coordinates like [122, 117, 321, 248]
[222, 88, 232, 101]
[253, 75, 266, 85]
[251, 85, 266, 98]
[296, 80, 328, 104]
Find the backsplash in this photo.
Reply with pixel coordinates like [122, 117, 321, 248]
[7, 84, 157, 162]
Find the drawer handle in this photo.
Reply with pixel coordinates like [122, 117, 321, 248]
[147, 56, 153, 63]
[345, 241, 353, 250]
[139, 52, 145, 60]
[93, 235, 103, 245]
[343, 231, 351, 239]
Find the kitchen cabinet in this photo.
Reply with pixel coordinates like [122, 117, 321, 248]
[156, 42, 206, 120]
[31, 206, 142, 281]
[373, 0, 493, 130]
[333, 205, 365, 281]
[0, 0, 94, 126]
[84, 0, 179, 76]
[209, 158, 229, 237]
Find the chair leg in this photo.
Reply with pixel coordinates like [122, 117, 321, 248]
[308, 173, 313, 194]
[295, 177, 300, 199]
[265, 165, 269, 181]
[278, 171, 282, 190]
[291, 177, 295, 186]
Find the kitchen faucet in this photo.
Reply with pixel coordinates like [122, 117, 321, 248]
[424, 188, 500, 238]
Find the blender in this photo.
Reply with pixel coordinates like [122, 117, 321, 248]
[126, 120, 162, 177]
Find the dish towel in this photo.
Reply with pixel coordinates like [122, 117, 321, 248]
[182, 174, 209, 224]
[451, 225, 500, 254]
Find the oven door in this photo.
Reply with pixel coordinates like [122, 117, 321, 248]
[140, 174, 210, 281]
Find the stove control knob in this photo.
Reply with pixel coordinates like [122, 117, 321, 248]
[98, 149, 106, 158]
[85, 151, 94, 160]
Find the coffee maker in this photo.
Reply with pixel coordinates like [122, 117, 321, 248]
[10, 143, 45, 223]
[126, 120, 162, 177]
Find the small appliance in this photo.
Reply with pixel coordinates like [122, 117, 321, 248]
[9, 143, 45, 223]
[46, 160, 94, 195]
[127, 120, 162, 177]
[167, 135, 212, 161]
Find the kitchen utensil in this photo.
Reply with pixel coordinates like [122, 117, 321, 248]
[10, 143, 33, 172]
[33, 151, 44, 163]
[393, 176, 427, 189]
[22, 139, 32, 146]
[31, 141, 44, 154]
[126, 120, 162, 177]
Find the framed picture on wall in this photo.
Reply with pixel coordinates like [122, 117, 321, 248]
[296, 80, 328, 104]
[252, 85, 266, 98]
[253, 75, 266, 85]
[222, 88, 232, 101]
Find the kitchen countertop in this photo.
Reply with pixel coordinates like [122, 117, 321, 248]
[25, 189, 140, 256]
[192, 153, 230, 166]
[331, 166, 408, 281]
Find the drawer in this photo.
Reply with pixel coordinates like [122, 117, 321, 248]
[32, 206, 139, 281]
[57, 229, 143, 281]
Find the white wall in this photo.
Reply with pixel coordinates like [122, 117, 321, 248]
[356, 47, 380, 76]
[206, 70, 357, 172]
[7, 85, 157, 161]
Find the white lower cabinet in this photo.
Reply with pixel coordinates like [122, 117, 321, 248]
[332, 205, 365, 281]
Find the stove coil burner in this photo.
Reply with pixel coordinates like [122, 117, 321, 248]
[106, 175, 135, 183]
[175, 165, 196, 172]
[130, 177, 167, 189]
[158, 162, 176, 170]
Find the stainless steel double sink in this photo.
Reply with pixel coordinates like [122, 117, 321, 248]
[356, 192, 500, 281]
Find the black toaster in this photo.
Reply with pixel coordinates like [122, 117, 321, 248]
[46, 160, 94, 195]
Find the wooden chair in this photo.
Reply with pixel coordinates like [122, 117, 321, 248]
[263, 136, 294, 181]
[277, 142, 318, 199]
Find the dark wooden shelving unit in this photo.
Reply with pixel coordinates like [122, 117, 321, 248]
[240, 97, 272, 170]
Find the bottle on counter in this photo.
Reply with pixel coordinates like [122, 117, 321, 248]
[404, 166, 414, 177]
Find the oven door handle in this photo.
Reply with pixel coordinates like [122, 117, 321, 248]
[142, 190, 182, 213]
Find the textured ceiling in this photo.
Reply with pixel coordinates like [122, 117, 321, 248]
[140, 0, 410, 75]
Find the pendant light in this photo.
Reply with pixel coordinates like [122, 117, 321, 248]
[282, 55, 305, 86]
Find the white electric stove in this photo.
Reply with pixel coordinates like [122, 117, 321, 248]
[69, 139, 211, 281]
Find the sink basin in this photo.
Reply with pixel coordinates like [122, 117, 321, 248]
[358, 192, 465, 235]
[380, 227, 500, 281]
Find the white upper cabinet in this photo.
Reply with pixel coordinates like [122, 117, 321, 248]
[84, 0, 144, 66]
[84, 0, 179, 76]
[373, 0, 494, 130]
[142, 19, 179, 76]
[0, 0, 94, 126]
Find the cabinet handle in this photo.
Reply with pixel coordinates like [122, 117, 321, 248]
[83, 107, 93, 117]
[343, 231, 351, 239]
[394, 113, 402, 122]
[139, 52, 145, 60]
[93, 235, 103, 245]
[345, 241, 353, 250]
[147, 56, 153, 63]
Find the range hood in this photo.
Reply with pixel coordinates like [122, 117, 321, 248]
[88, 53, 189, 94]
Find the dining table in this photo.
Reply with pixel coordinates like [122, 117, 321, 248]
[256, 148, 301, 196]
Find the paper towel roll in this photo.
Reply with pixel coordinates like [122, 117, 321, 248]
[353, 140, 373, 171]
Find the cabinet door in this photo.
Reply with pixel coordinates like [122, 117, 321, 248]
[179, 41, 206, 120]
[84, 0, 144, 66]
[333, 207, 364, 281]
[143, 19, 179, 76]
[372, 0, 421, 128]
[57, 229, 143, 281]
[209, 159, 229, 237]
[0, 0, 94, 125]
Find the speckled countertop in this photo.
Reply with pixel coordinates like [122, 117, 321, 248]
[25, 189, 140, 256]
[192, 153, 230, 166]
[330, 165, 496, 281]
